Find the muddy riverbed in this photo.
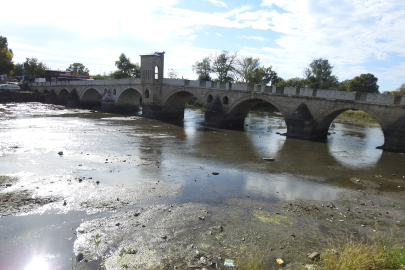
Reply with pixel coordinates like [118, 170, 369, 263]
[0, 102, 404, 269]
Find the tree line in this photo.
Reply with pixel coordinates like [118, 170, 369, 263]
[192, 51, 383, 94]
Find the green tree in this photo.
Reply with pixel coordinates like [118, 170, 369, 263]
[348, 73, 379, 93]
[0, 36, 14, 75]
[13, 63, 25, 76]
[235, 56, 260, 83]
[111, 53, 140, 79]
[92, 72, 112, 80]
[66, 62, 90, 76]
[337, 79, 351, 91]
[304, 58, 338, 89]
[24, 58, 47, 79]
[210, 51, 238, 83]
[276, 77, 307, 88]
[192, 57, 212, 81]
[390, 83, 405, 96]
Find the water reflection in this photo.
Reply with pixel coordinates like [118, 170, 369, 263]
[244, 173, 341, 201]
[327, 122, 383, 169]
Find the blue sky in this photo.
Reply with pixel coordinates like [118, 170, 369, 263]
[1, 0, 404, 92]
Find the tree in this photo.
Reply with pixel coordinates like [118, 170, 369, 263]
[167, 68, 179, 79]
[24, 58, 47, 79]
[337, 79, 350, 91]
[66, 63, 89, 76]
[347, 73, 379, 93]
[13, 63, 25, 76]
[276, 77, 307, 88]
[0, 36, 14, 75]
[235, 56, 260, 83]
[111, 53, 140, 79]
[304, 58, 338, 89]
[390, 83, 405, 96]
[92, 72, 112, 80]
[192, 57, 212, 81]
[210, 51, 238, 83]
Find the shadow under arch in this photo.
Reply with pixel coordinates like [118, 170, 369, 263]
[225, 96, 287, 128]
[159, 90, 206, 121]
[57, 89, 69, 105]
[115, 87, 143, 112]
[80, 88, 102, 108]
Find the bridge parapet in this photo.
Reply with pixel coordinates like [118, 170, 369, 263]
[29, 78, 142, 87]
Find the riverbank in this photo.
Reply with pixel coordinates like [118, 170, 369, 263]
[2, 171, 405, 269]
[334, 110, 379, 126]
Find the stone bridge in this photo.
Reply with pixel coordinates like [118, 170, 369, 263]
[29, 52, 405, 152]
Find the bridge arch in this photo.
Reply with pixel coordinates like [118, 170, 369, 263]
[228, 96, 287, 118]
[57, 89, 69, 104]
[221, 96, 287, 128]
[43, 89, 49, 95]
[115, 87, 142, 111]
[80, 88, 102, 107]
[316, 104, 386, 130]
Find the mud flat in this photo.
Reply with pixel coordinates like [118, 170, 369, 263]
[1, 173, 405, 269]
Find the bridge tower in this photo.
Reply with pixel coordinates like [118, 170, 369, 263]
[140, 52, 164, 83]
[140, 52, 168, 118]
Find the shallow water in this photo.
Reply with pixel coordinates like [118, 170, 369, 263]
[0, 102, 402, 269]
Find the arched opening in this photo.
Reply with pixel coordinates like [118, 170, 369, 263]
[159, 91, 205, 123]
[145, 89, 150, 99]
[113, 89, 116, 95]
[231, 99, 286, 132]
[222, 96, 229, 105]
[115, 88, 142, 112]
[81, 88, 102, 108]
[155, 66, 159, 80]
[317, 107, 384, 168]
[57, 89, 69, 104]
[43, 89, 49, 95]
[207, 95, 213, 103]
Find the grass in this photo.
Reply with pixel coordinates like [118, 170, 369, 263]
[312, 234, 405, 270]
[218, 233, 405, 270]
[336, 110, 377, 124]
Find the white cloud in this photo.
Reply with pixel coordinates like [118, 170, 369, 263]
[187, 35, 197, 40]
[237, 36, 265, 41]
[216, 33, 223, 36]
[207, 0, 227, 8]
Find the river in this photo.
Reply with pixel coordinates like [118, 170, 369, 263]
[0, 102, 403, 269]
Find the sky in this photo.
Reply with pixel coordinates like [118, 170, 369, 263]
[1, 0, 405, 92]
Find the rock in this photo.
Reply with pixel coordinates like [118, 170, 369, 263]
[199, 256, 207, 264]
[212, 172, 219, 175]
[63, 201, 67, 206]
[262, 158, 275, 161]
[58, 151, 63, 155]
[76, 252, 84, 262]
[96, 181, 100, 184]
[308, 252, 320, 260]
[161, 235, 167, 239]
[115, 223, 120, 226]
[199, 216, 205, 220]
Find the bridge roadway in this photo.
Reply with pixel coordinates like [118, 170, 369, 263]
[29, 78, 405, 153]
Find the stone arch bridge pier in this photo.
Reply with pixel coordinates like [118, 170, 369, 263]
[29, 52, 405, 153]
